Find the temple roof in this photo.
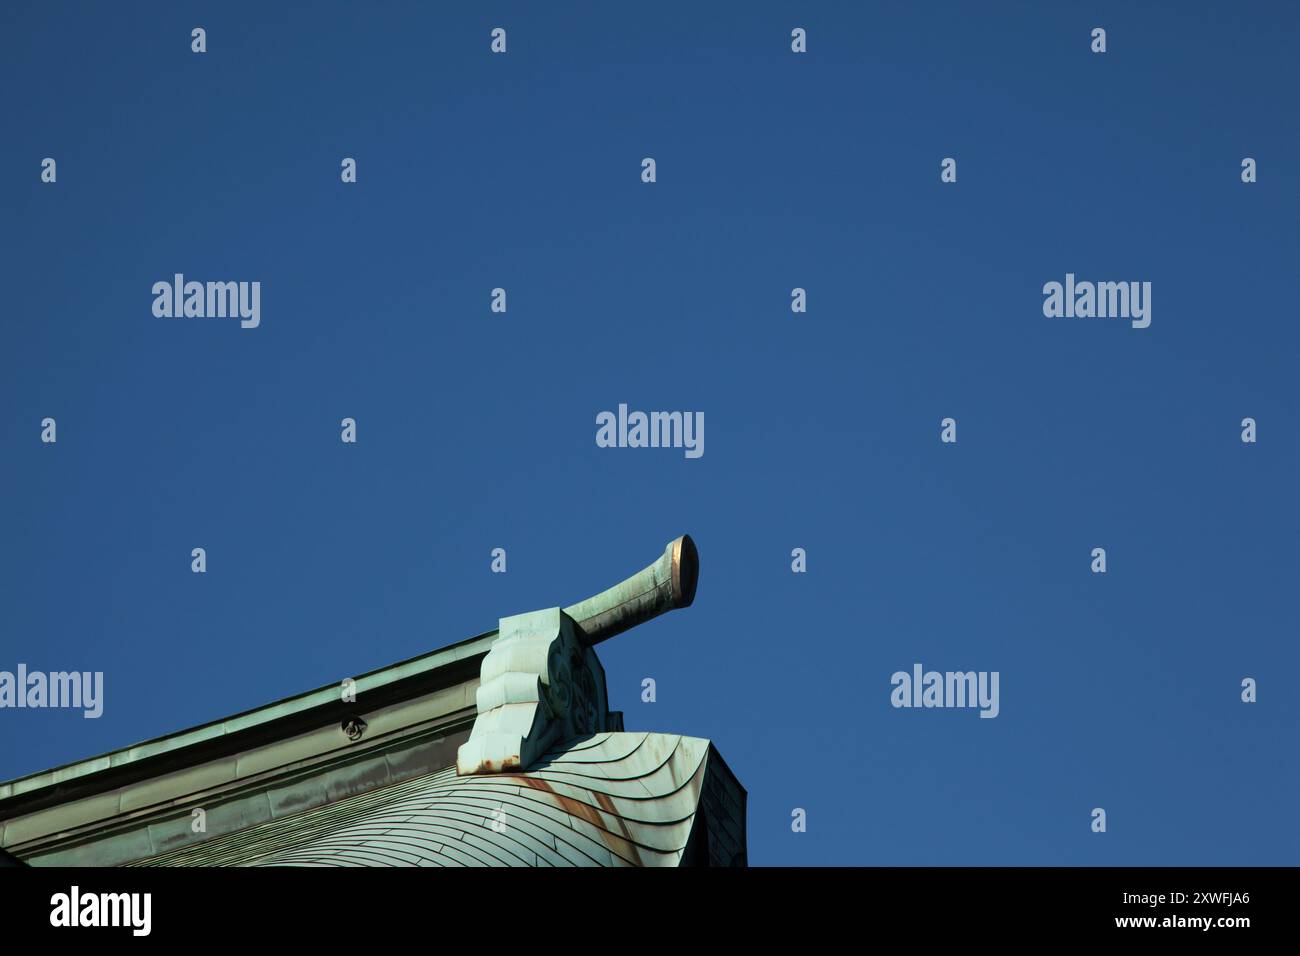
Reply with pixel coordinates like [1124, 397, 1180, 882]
[127, 733, 744, 867]
[0, 628, 495, 807]
[0, 535, 747, 867]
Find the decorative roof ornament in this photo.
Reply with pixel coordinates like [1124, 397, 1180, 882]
[0, 533, 744, 867]
[456, 536, 698, 776]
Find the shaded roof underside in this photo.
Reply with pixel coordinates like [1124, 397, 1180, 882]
[0, 630, 496, 804]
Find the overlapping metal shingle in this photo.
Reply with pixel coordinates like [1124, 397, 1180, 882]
[129, 732, 744, 867]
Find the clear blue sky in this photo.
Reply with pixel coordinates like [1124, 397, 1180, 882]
[2, 1, 1297, 865]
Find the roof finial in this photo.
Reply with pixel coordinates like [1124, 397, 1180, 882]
[563, 535, 698, 646]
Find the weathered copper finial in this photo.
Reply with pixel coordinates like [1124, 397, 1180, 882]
[563, 534, 699, 646]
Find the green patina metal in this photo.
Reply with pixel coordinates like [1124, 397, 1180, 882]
[563, 535, 699, 645]
[0, 535, 745, 867]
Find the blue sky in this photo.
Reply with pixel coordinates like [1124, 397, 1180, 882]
[2, 1, 1297, 865]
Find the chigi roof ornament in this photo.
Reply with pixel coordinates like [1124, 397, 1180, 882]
[458, 535, 699, 775]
